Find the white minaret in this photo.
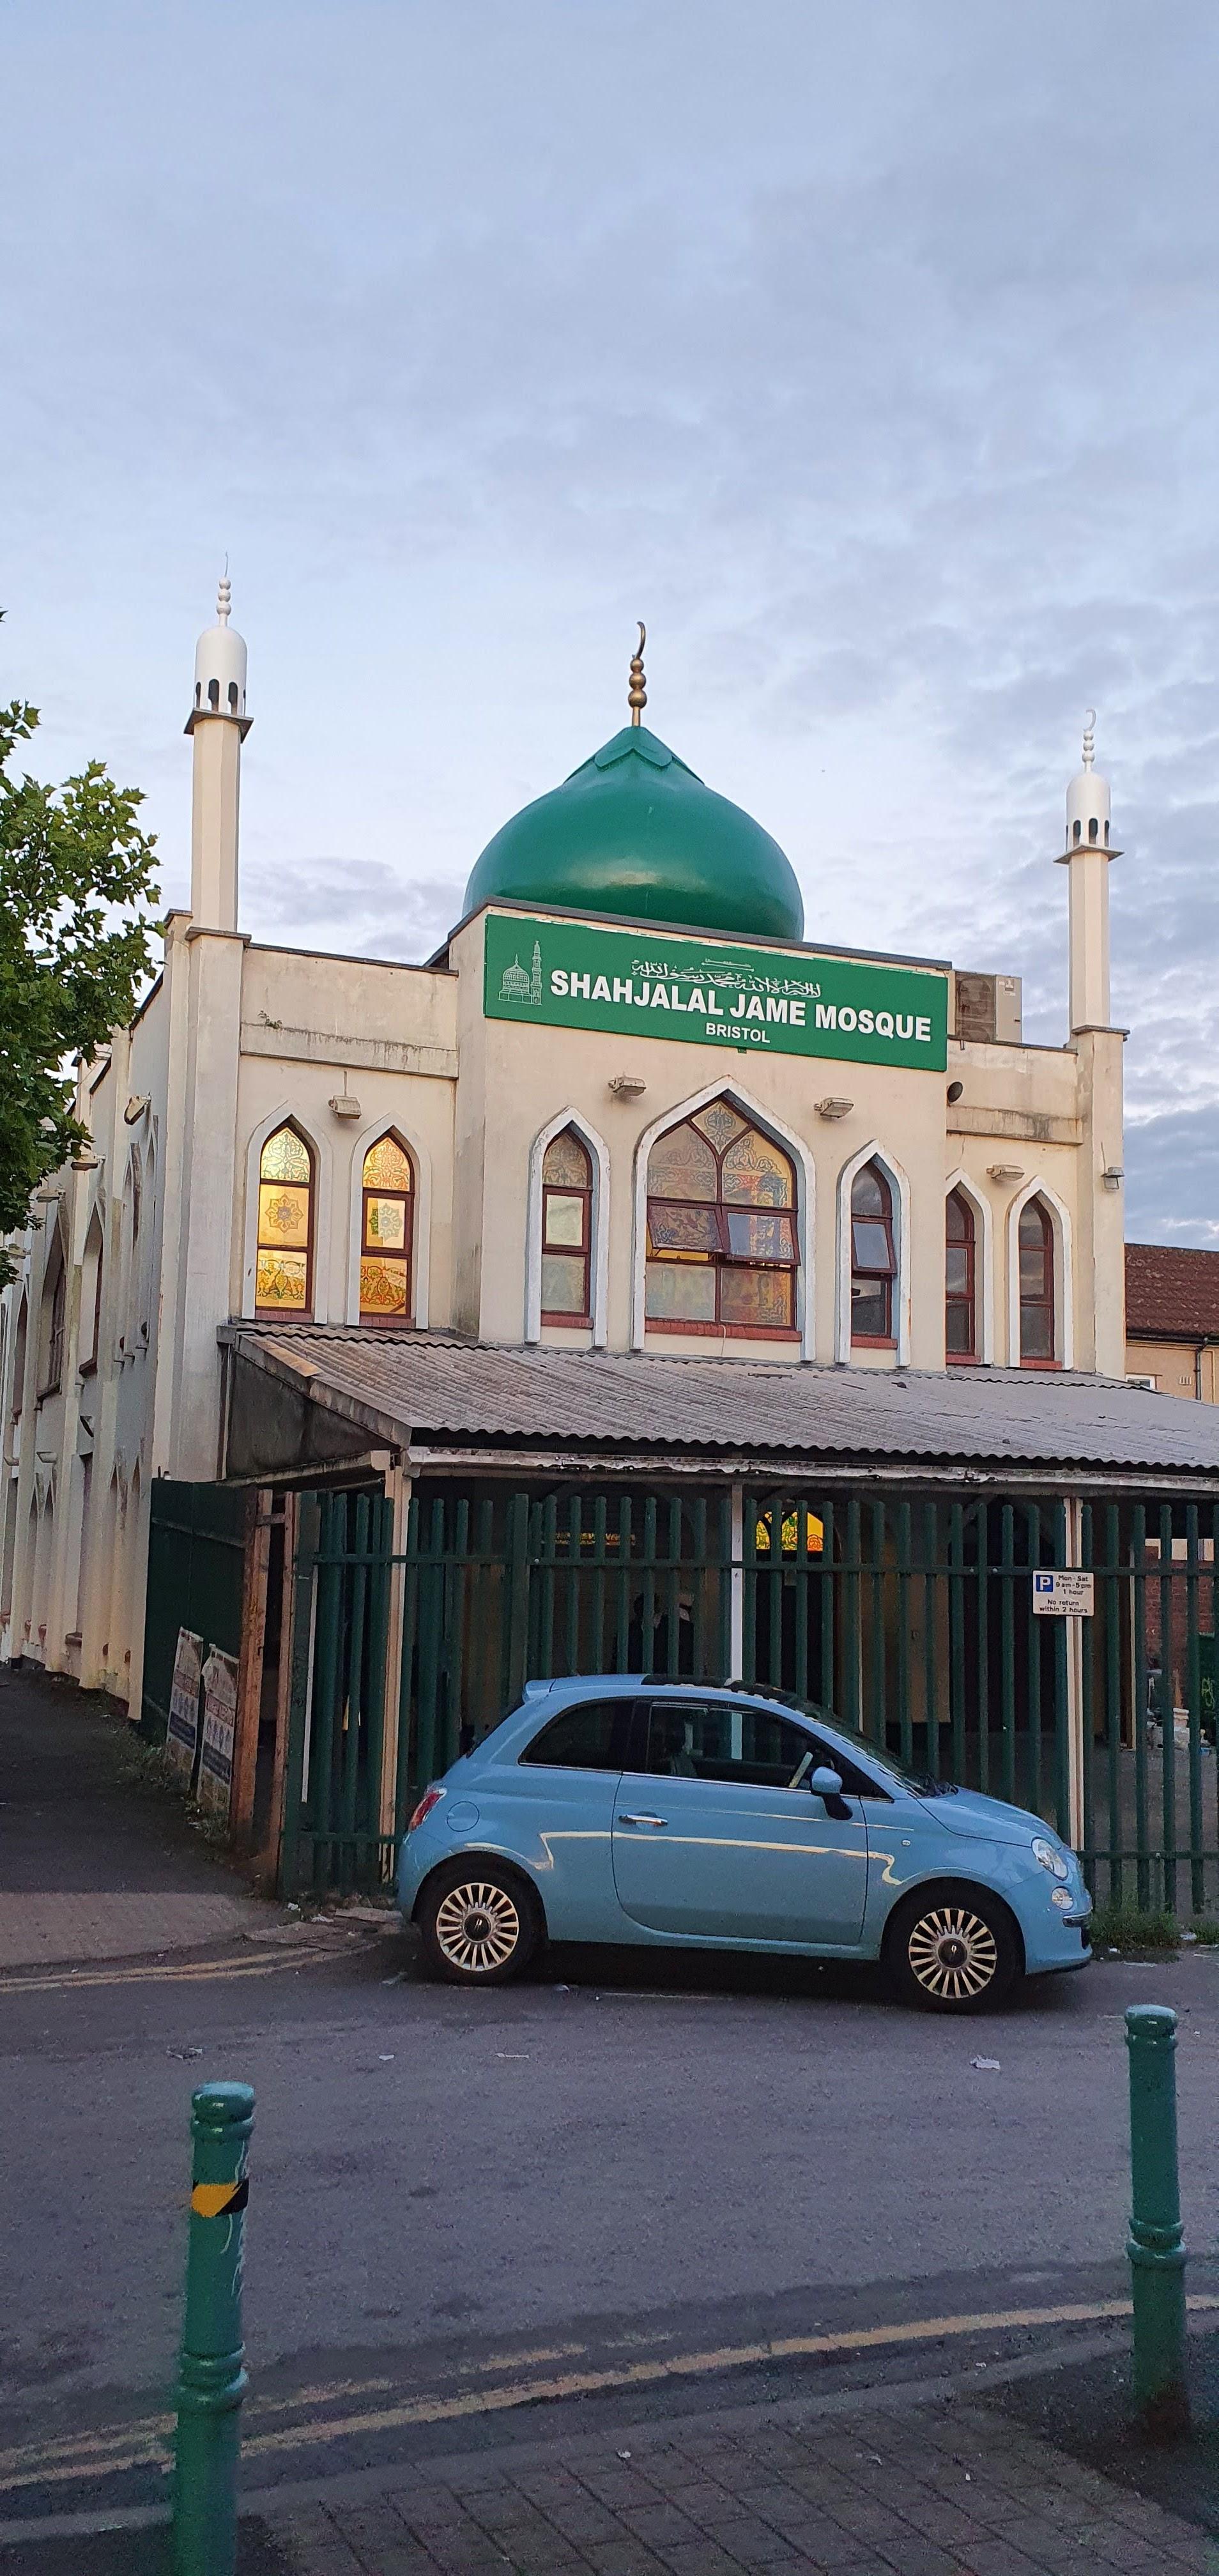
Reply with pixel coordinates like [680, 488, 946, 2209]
[184, 574, 250, 930]
[1057, 710, 1119, 1032]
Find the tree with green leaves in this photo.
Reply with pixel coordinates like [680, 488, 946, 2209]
[0, 626, 160, 1282]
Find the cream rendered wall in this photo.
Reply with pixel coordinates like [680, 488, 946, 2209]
[231, 944, 458, 1330]
[452, 907, 1115, 1373]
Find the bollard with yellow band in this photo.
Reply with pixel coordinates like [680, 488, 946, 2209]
[173, 2080, 255, 2576]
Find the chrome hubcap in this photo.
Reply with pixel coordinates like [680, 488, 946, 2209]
[906, 1905, 998, 2002]
[434, 1881, 521, 1974]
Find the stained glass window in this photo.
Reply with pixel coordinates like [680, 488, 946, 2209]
[256, 1124, 314, 1315]
[645, 1101, 797, 1333]
[360, 1135, 413, 1324]
[850, 1162, 896, 1342]
[946, 1190, 976, 1360]
[541, 1129, 592, 1321]
[1018, 1200, 1055, 1363]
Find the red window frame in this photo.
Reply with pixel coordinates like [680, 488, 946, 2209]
[850, 1163, 896, 1346]
[79, 1236, 103, 1377]
[541, 1133, 593, 1326]
[40, 1264, 66, 1399]
[1018, 1199, 1057, 1367]
[254, 1123, 316, 1321]
[945, 1188, 977, 1363]
[358, 1139, 414, 1327]
[645, 1108, 799, 1339]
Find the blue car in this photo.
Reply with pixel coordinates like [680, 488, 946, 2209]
[397, 1676, 1092, 2013]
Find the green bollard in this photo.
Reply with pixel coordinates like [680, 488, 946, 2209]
[173, 2080, 255, 2576]
[1124, 2004, 1188, 2439]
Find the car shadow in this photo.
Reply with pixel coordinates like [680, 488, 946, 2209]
[528, 1942, 1085, 2013]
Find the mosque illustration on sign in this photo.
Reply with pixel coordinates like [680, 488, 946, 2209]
[498, 942, 543, 1005]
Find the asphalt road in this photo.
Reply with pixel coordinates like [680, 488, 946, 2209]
[4, 1922, 1219, 2534]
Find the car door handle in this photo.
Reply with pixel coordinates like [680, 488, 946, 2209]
[620, 1812, 668, 1828]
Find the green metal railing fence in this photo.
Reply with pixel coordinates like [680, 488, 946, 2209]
[279, 1480, 1219, 1912]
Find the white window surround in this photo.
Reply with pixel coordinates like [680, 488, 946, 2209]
[240, 1105, 332, 1322]
[631, 1080, 815, 1359]
[344, 1119, 433, 1329]
[836, 1140, 911, 1365]
[944, 1169, 994, 1367]
[526, 1108, 610, 1346]
[1006, 1177, 1073, 1370]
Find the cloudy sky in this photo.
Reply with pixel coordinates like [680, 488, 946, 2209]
[3, 2, 1216, 1243]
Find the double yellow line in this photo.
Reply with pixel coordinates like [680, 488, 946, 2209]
[6, 2294, 1219, 2505]
[0, 1944, 339, 1998]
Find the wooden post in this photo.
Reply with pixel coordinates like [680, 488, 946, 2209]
[229, 1491, 271, 1848]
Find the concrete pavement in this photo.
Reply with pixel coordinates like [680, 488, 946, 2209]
[0, 1664, 271, 1965]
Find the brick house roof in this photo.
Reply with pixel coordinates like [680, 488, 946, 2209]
[1126, 1243, 1219, 1340]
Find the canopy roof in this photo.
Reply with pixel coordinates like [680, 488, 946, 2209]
[222, 1325, 1219, 1494]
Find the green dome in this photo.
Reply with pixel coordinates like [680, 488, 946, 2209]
[464, 724, 804, 944]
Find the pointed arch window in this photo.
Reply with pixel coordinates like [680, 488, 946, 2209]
[1018, 1199, 1055, 1365]
[359, 1136, 413, 1324]
[945, 1189, 977, 1361]
[40, 1254, 66, 1398]
[541, 1130, 593, 1322]
[256, 1124, 314, 1317]
[645, 1100, 797, 1335]
[850, 1162, 896, 1344]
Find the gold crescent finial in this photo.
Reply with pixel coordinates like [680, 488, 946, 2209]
[628, 620, 647, 725]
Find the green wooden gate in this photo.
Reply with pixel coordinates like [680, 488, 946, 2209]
[280, 1480, 1219, 1916]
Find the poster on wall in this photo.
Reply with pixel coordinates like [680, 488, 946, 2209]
[167, 1628, 204, 1781]
[197, 1648, 240, 1815]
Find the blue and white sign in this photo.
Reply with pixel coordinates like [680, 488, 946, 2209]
[1032, 1570, 1094, 1617]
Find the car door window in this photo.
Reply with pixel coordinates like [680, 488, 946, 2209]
[804, 1731, 891, 1801]
[643, 1699, 813, 1790]
[520, 1699, 635, 1769]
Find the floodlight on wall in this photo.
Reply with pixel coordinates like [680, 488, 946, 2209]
[1102, 1165, 1124, 1190]
[329, 1092, 362, 1120]
[816, 1097, 854, 1121]
[70, 1145, 100, 1171]
[608, 1073, 647, 1097]
[988, 1163, 1025, 1183]
[123, 1094, 150, 1126]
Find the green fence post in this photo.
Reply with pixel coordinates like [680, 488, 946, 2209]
[173, 2080, 255, 2576]
[1124, 2005, 1188, 2439]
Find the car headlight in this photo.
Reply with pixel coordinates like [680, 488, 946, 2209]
[1032, 1836, 1070, 1881]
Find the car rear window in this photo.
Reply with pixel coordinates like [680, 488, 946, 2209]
[520, 1699, 635, 1770]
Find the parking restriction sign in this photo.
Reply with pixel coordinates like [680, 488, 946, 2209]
[1032, 1570, 1094, 1617]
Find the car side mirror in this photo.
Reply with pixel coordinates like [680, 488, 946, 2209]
[809, 1765, 844, 1799]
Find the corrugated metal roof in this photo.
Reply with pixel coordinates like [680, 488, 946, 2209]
[222, 1324, 1219, 1481]
[1126, 1242, 1219, 1339]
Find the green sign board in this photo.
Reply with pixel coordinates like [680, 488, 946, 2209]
[484, 912, 948, 1071]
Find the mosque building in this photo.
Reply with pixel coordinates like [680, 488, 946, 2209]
[3, 591, 1216, 1894]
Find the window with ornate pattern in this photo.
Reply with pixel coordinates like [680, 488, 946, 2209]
[850, 1162, 896, 1344]
[256, 1124, 314, 1317]
[541, 1130, 592, 1322]
[645, 1101, 797, 1335]
[1018, 1199, 1055, 1365]
[359, 1136, 413, 1324]
[945, 1189, 976, 1361]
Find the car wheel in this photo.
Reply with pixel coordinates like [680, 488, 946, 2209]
[418, 1860, 542, 1986]
[885, 1885, 1020, 2014]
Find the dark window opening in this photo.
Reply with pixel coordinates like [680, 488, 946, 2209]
[851, 1161, 896, 1344]
[520, 1698, 634, 1770]
[946, 1188, 976, 1360]
[1018, 1200, 1055, 1364]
